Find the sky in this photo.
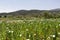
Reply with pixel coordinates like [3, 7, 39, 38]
[0, 0, 60, 12]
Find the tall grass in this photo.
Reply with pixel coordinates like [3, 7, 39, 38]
[0, 19, 60, 40]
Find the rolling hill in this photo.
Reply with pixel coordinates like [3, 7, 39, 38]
[0, 8, 60, 18]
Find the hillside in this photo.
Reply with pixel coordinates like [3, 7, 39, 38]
[0, 8, 60, 18]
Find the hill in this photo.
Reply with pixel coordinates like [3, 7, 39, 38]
[0, 8, 60, 18]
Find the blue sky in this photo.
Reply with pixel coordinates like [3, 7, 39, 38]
[0, 0, 60, 12]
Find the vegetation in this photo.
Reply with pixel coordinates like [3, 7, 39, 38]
[0, 9, 60, 18]
[0, 9, 60, 40]
[0, 19, 60, 40]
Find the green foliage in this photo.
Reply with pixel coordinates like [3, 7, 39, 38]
[0, 19, 60, 40]
[0, 10, 60, 18]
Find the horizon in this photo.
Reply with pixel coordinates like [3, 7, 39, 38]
[0, 8, 60, 13]
[0, 0, 60, 13]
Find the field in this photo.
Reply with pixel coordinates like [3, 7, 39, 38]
[0, 19, 60, 40]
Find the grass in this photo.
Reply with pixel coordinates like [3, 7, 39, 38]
[0, 19, 60, 40]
